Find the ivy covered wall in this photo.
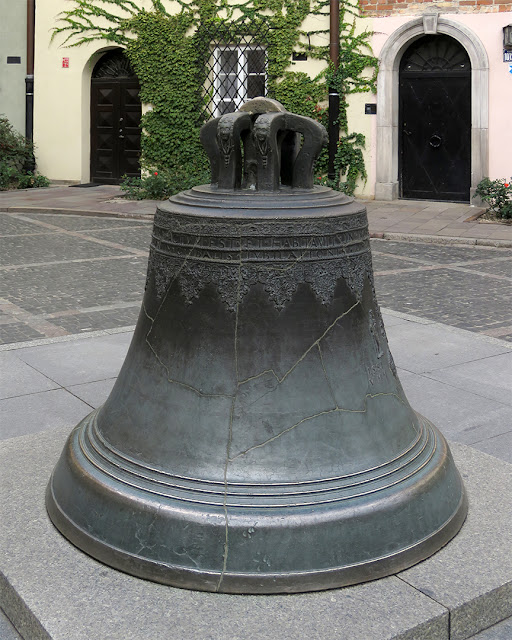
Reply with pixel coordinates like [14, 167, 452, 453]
[52, 0, 378, 195]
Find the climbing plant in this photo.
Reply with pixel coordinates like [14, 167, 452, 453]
[52, 0, 378, 196]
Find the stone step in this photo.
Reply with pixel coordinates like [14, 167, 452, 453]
[0, 609, 22, 640]
[468, 617, 512, 639]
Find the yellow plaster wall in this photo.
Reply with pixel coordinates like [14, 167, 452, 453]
[344, 17, 375, 198]
[34, 0, 158, 182]
[34, 0, 375, 195]
[0, 0, 27, 135]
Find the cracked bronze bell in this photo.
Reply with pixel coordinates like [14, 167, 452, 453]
[47, 99, 467, 594]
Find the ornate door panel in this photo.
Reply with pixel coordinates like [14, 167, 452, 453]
[399, 36, 471, 202]
[118, 81, 142, 179]
[90, 51, 141, 184]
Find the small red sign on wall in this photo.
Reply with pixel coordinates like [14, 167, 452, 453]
[62, 57, 69, 68]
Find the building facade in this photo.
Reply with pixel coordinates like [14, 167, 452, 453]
[365, 2, 512, 201]
[30, 1, 511, 202]
[0, 0, 28, 135]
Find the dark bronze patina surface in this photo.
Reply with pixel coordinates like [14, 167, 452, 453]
[47, 99, 467, 593]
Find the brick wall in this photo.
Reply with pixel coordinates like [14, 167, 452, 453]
[361, 0, 512, 17]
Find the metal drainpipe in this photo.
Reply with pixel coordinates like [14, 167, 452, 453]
[26, 0, 36, 171]
[328, 0, 340, 182]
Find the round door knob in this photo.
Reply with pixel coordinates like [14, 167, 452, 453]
[429, 134, 442, 148]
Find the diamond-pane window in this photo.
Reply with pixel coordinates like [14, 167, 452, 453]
[198, 19, 270, 120]
[212, 46, 266, 117]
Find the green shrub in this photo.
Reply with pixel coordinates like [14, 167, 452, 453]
[0, 116, 49, 190]
[474, 177, 512, 220]
[120, 168, 209, 200]
[52, 1, 378, 200]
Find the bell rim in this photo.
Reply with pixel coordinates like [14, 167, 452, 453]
[46, 416, 467, 594]
[46, 479, 467, 594]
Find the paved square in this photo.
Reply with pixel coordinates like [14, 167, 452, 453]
[1, 212, 510, 346]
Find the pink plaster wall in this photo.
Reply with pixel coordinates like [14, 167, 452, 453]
[456, 12, 512, 180]
[369, 12, 512, 189]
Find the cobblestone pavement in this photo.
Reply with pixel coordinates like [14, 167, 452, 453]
[371, 240, 512, 341]
[1, 211, 510, 345]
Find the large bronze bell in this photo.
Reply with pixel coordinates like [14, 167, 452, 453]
[47, 99, 467, 594]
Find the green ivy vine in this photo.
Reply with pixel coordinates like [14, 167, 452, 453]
[52, 0, 378, 195]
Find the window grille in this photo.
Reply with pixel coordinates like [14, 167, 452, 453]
[197, 20, 270, 120]
[213, 46, 266, 116]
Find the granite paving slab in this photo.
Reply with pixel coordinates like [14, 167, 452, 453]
[469, 617, 512, 640]
[370, 239, 512, 264]
[0, 234, 131, 267]
[379, 311, 414, 328]
[0, 352, 59, 400]
[0, 390, 89, 441]
[14, 332, 132, 386]
[1, 429, 510, 640]
[0, 609, 22, 640]
[398, 446, 512, 640]
[470, 431, 512, 464]
[424, 352, 512, 406]
[67, 378, 117, 409]
[397, 369, 512, 449]
[385, 323, 510, 374]
[22, 214, 152, 232]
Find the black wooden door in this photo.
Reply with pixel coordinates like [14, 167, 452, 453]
[399, 36, 471, 202]
[90, 51, 141, 184]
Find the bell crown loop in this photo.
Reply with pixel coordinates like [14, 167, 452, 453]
[200, 98, 328, 192]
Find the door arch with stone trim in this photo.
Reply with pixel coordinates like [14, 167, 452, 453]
[90, 49, 142, 184]
[375, 16, 488, 202]
[399, 34, 471, 202]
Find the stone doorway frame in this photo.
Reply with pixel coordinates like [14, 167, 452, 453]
[374, 15, 489, 202]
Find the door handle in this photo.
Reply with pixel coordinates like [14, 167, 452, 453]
[429, 134, 442, 148]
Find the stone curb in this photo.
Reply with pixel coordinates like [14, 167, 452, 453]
[2, 206, 510, 246]
[1, 311, 511, 354]
[369, 232, 512, 249]
[0, 325, 136, 352]
[0, 206, 154, 221]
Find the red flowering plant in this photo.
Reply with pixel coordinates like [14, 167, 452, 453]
[120, 169, 170, 200]
[121, 166, 210, 200]
[474, 177, 512, 220]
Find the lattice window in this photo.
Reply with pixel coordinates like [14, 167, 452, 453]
[198, 20, 270, 120]
[212, 46, 266, 116]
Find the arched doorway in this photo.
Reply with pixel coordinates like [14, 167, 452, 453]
[374, 17, 489, 202]
[90, 49, 141, 184]
[399, 35, 471, 202]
